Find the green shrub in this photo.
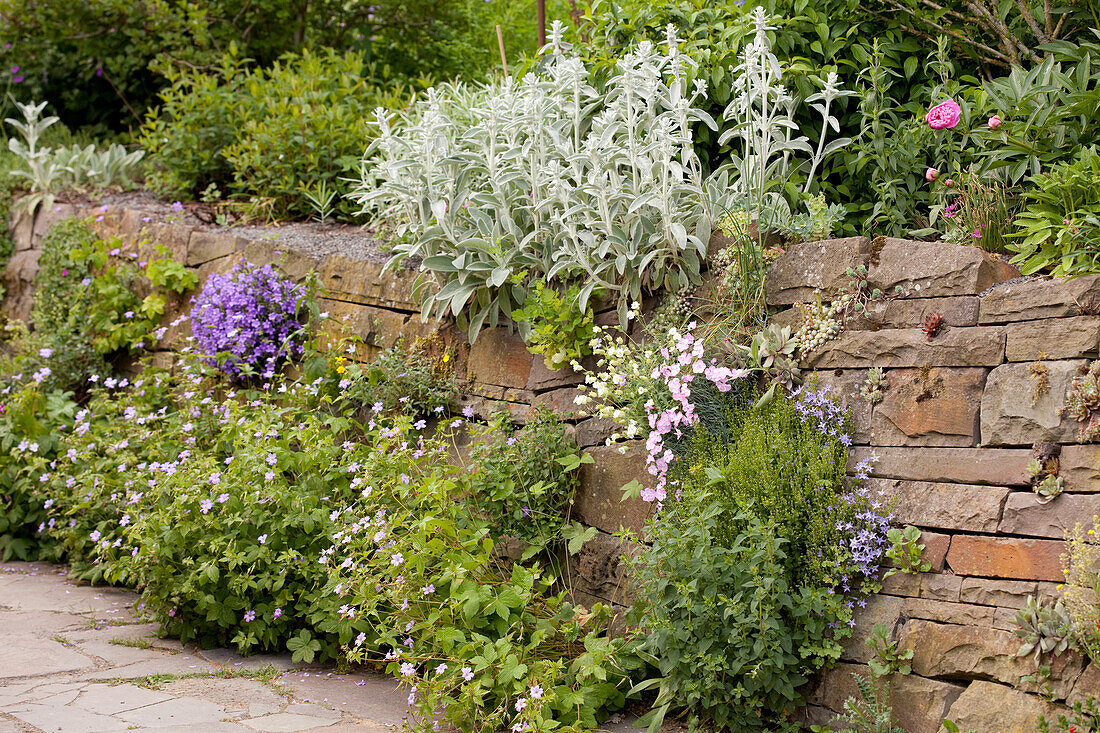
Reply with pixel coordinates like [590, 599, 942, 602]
[30, 217, 197, 394]
[141, 48, 417, 220]
[1009, 146, 1100, 276]
[511, 282, 598, 372]
[627, 385, 890, 731]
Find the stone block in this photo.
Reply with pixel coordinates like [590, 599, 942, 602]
[903, 597, 996, 626]
[526, 356, 588, 391]
[921, 573, 963, 602]
[959, 578, 1039, 608]
[867, 478, 1007, 532]
[1000, 491, 1100, 539]
[530, 387, 585, 419]
[981, 360, 1087, 446]
[186, 230, 242, 266]
[946, 535, 1065, 581]
[238, 241, 318, 282]
[920, 531, 951, 571]
[570, 531, 638, 606]
[855, 296, 980, 330]
[574, 418, 617, 448]
[870, 238, 1020, 297]
[1069, 663, 1100, 703]
[806, 327, 1005, 369]
[466, 328, 533, 390]
[901, 620, 1083, 698]
[316, 255, 421, 312]
[768, 307, 803, 331]
[841, 595, 906, 663]
[808, 368, 872, 440]
[1, 248, 42, 323]
[980, 275, 1100, 324]
[946, 680, 1070, 733]
[870, 367, 986, 446]
[139, 222, 194, 265]
[849, 446, 1032, 486]
[1007, 317, 1100, 362]
[29, 203, 79, 250]
[880, 572, 923, 597]
[10, 204, 34, 251]
[808, 663, 965, 733]
[765, 236, 870, 305]
[575, 444, 654, 536]
[1062, 445, 1100, 492]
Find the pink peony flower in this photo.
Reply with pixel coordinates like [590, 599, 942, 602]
[988, 115, 1002, 130]
[925, 99, 962, 130]
[925, 167, 940, 182]
[944, 178, 955, 188]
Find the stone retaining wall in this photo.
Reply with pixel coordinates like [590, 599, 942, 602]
[770, 236, 1100, 730]
[6, 203, 1100, 730]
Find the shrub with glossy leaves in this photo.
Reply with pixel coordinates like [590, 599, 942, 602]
[189, 261, 306, 379]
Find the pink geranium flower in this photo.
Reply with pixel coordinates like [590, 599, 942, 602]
[925, 99, 962, 130]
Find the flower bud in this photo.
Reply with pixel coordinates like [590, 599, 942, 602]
[925, 167, 939, 182]
[988, 115, 1003, 130]
[944, 178, 955, 188]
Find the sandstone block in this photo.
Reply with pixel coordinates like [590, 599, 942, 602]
[139, 222, 194, 265]
[959, 578, 1039, 608]
[807, 327, 1005, 369]
[921, 573, 963, 602]
[1000, 491, 1100, 538]
[981, 360, 1087, 446]
[29, 203, 80, 250]
[1069, 663, 1100, 703]
[1062, 445, 1100, 492]
[768, 307, 803, 331]
[317, 255, 420, 312]
[570, 531, 638, 606]
[980, 275, 1100, 324]
[808, 369, 872, 440]
[466, 328, 532, 390]
[856, 296, 980, 330]
[238, 241, 318, 282]
[1006, 317, 1100, 362]
[946, 535, 1065, 581]
[530, 387, 585, 418]
[870, 238, 1019, 297]
[10, 204, 34, 251]
[871, 367, 985, 446]
[903, 597, 996, 626]
[841, 595, 906, 663]
[1, 248, 42, 323]
[575, 444, 654, 537]
[808, 663, 965, 733]
[920, 531, 951, 572]
[186, 230, 242, 266]
[901, 620, 1082, 697]
[867, 478, 1007, 532]
[880, 573, 923, 597]
[849, 446, 1031, 486]
[526, 356, 588, 392]
[946, 680, 1070, 733]
[574, 418, 617, 449]
[765, 236, 870, 305]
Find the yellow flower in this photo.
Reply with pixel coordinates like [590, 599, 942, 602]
[442, 353, 450, 363]
[336, 365, 346, 374]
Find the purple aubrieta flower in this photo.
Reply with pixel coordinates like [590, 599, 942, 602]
[190, 262, 306, 380]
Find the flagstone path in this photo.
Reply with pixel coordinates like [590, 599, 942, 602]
[0, 562, 652, 733]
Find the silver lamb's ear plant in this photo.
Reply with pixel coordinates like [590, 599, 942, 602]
[716, 7, 853, 224]
[351, 24, 717, 341]
[6, 100, 145, 216]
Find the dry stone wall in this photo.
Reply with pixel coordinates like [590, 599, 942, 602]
[769, 236, 1100, 730]
[8, 202, 1100, 730]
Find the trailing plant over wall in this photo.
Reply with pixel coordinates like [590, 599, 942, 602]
[189, 261, 307, 380]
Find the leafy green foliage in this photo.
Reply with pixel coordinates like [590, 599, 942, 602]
[141, 48, 417, 220]
[465, 407, 589, 550]
[31, 218, 196, 393]
[511, 282, 598, 371]
[883, 526, 931, 577]
[865, 623, 913, 677]
[1010, 146, 1100, 276]
[629, 501, 844, 732]
[831, 673, 905, 733]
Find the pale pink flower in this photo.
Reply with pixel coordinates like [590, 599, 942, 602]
[988, 115, 1003, 130]
[925, 167, 939, 182]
